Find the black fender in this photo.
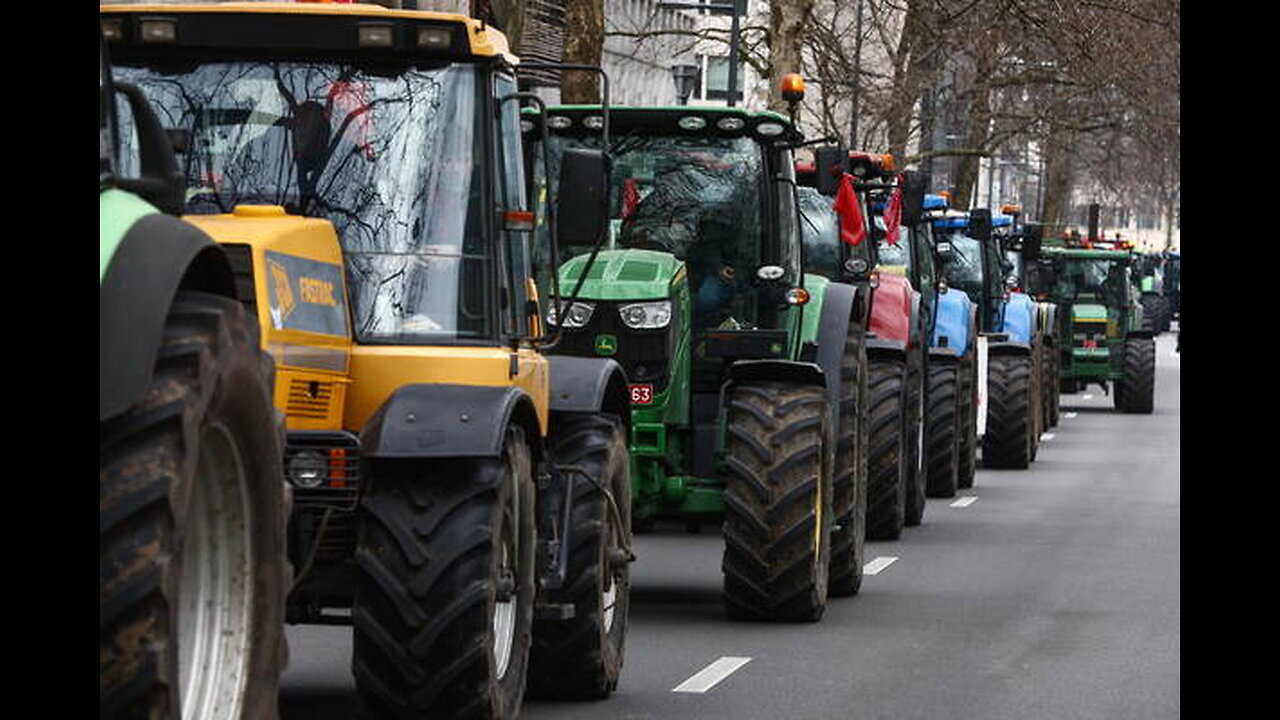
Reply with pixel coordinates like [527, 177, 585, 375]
[547, 355, 631, 433]
[99, 213, 237, 422]
[1125, 329, 1155, 340]
[928, 346, 962, 361]
[987, 339, 1033, 357]
[865, 334, 908, 359]
[813, 281, 858, 421]
[359, 384, 544, 461]
[725, 359, 826, 389]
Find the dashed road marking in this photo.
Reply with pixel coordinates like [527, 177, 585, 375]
[1040, 433, 1055, 441]
[1082, 394, 1094, 400]
[950, 496, 978, 507]
[863, 556, 898, 575]
[1064, 412, 1078, 419]
[673, 657, 752, 693]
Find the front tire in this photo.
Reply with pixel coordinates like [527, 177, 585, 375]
[924, 358, 960, 497]
[829, 335, 869, 597]
[865, 356, 907, 540]
[983, 354, 1034, 469]
[955, 352, 978, 490]
[1118, 338, 1155, 414]
[100, 291, 287, 720]
[722, 383, 831, 622]
[528, 414, 632, 699]
[352, 426, 536, 719]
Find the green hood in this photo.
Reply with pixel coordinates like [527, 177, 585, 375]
[1072, 303, 1108, 322]
[557, 249, 685, 301]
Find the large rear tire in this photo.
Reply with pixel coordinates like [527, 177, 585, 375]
[100, 291, 287, 720]
[903, 353, 927, 525]
[528, 414, 632, 699]
[924, 358, 960, 498]
[829, 335, 869, 597]
[865, 356, 907, 540]
[1118, 338, 1156, 414]
[955, 353, 978, 490]
[983, 354, 1034, 469]
[352, 426, 536, 719]
[722, 383, 831, 622]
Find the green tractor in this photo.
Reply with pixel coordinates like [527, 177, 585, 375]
[1028, 211, 1156, 414]
[525, 81, 870, 620]
[100, 35, 289, 720]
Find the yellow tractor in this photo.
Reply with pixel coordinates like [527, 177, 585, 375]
[102, 2, 632, 717]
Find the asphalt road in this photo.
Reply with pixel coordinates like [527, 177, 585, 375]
[280, 331, 1180, 720]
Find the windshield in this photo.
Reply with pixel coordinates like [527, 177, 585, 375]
[877, 220, 911, 271]
[799, 187, 839, 275]
[543, 131, 780, 329]
[115, 60, 491, 344]
[941, 230, 984, 298]
[1057, 258, 1129, 306]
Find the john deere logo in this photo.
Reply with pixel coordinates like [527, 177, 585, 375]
[595, 334, 618, 356]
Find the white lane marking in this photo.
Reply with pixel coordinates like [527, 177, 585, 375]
[950, 496, 978, 507]
[1082, 394, 1094, 400]
[1040, 433, 1055, 441]
[863, 556, 898, 575]
[673, 657, 752, 693]
[1064, 412, 1078, 419]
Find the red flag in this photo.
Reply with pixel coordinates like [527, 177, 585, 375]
[621, 178, 640, 221]
[884, 177, 903, 245]
[832, 173, 866, 246]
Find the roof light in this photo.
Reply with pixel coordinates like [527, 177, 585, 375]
[1001, 204, 1021, 215]
[417, 27, 452, 50]
[880, 154, 896, 171]
[717, 117, 745, 131]
[546, 115, 573, 129]
[139, 18, 177, 43]
[519, 119, 534, 133]
[780, 73, 806, 102]
[101, 18, 125, 42]
[757, 122, 785, 137]
[583, 115, 604, 130]
[358, 22, 394, 47]
[678, 115, 707, 130]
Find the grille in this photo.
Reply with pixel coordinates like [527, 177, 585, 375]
[286, 432, 360, 572]
[287, 378, 336, 420]
[554, 301, 678, 392]
[1072, 321, 1107, 347]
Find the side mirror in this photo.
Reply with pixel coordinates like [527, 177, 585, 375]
[108, 81, 186, 215]
[556, 148, 610, 249]
[900, 169, 928, 225]
[968, 208, 992, 242]
[814, 144, 846, 197]
[1022, 223, 1043, 263]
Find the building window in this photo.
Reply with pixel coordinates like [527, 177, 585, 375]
[698, 55, 742, 102]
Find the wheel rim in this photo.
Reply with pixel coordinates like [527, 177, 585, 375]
[178, 423, 253, 720]
[492, 466, 518, 680]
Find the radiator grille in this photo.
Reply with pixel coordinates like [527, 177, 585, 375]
[287, 379, 336, 420]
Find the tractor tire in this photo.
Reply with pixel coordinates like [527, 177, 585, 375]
[1028, 340, 1043, 464]
[100, 291, 287, 720]
[955, 353, 978, 490]
[829, 334, 869, 597]
[1141, 296, 1162, 334]
[903, 354, 927, 526]
[924, 358, 960, 498]
[528, 414, 632, 699]
[722, 382, 831, 622]
[983, 353, 1034, 469]
[1118, 338, 1156, 414]
[352, 426, 536, 720]
[865, 356, 907, 540]
[1046, 344, 1061, 428]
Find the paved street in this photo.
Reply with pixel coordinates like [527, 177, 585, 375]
[280, 332, 1179, 720]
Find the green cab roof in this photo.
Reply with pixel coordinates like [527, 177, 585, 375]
[526, 105, 802, 143]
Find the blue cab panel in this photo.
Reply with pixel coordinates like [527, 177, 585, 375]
[999, 291, 1035, 344]
[931, 286, 972, 354]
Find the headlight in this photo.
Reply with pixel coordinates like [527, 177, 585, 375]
[288, 450, 328, 489]
[618, 301, 672, 329]
[547, 300, 595, 328]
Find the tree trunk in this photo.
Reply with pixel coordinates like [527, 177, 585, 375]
[561, 0, 603, 103]
[767, 0, 816, 114]
[885, 0, 928, 160]
[1039, 121, 1076, 231]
